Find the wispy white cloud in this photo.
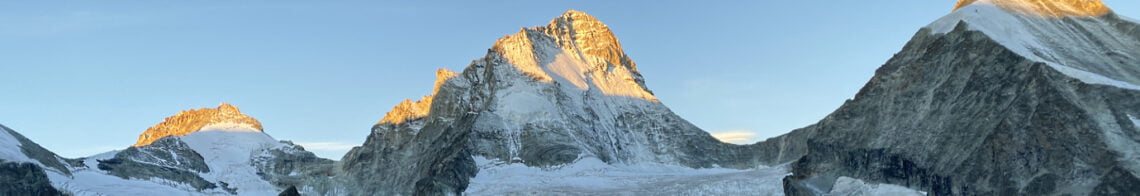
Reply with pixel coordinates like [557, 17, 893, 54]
[296, 142, 356, 151]
[295, 142, 357, 160]
[710, 131, 759, 144]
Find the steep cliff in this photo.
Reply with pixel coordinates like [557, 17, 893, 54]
[780, 1, 1140, 195]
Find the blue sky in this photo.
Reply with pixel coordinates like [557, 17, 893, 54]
[2, 1, 1138, 159]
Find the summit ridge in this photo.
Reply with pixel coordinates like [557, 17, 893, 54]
[134, 103, 263, 146]
[954, 0, 1112, 17]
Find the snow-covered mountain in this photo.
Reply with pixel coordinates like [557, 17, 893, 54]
[0, 104, 332, 195]
[0, 124, 72, 195]
[779, 0, 1140, 195]
[7, 0, 1138, 195]
[305, 9, 807, 195]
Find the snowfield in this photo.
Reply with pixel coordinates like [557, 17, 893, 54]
[466, 156, 789, 195]
[467, 157, 927, 196]
[178, 124, 284, 195]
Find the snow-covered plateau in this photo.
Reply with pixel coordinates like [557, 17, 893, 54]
[466, 156, 923, 196]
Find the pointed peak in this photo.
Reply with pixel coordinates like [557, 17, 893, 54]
[548, 9, 606, 31]
[953, 0, 1111, 18]
[377, 69, 458, 125]
[217, 102, 239, 112]
[432, 68, 459, 95]
[134, 104, 264, 146]
[557, 9, 596, 21]
[562, 9, 586, 15]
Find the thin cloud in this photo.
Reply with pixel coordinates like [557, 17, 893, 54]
[711, 131, 759, 144]
[295, 142, 358, 160]
[296, 142, 357, 151]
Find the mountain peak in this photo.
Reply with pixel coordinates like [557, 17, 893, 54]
[543, 10, 634, 72]
[553, 9, 600, 26]
[377, 69, 459, 125]
[134, 103, 263, 146]
[218, 102, 239, 112]
[953, 0, 1112, 17]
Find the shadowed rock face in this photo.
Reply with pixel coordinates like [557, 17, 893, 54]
[0, 162, 62, 196]
[0, 125, 69, 195]
[0, 124, 74, 176]
[135, 103, 263, 146]
[97, 137, 218, 191]
[780, 16, 1140, 195]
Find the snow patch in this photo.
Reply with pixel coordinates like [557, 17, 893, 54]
[49, 169, 226, 196]
[0, 127, 32, 163]
[197, 123, 260, 132]
[178, 130, 284, 195]
[828, 177, 927, 196]
[1105, 115, 1140, 175]
[466, 156, 789, 195]
[495, 83, 560, 124]
[544, 52, 592, 91]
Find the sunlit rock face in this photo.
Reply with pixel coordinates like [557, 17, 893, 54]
[377, 69, 459, 125]
[954, 0, 1111, 17]
[134, 103, 263, 146]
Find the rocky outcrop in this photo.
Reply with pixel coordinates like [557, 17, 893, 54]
[780, 11, 1140, 195]
[135, 103, 263, 146]
[278, 186, 301, 196]
[378, 69, 460, 125]
[250, 141, 336, 191]
[97, 137, 218, 191]
[0, 161, 62, 196]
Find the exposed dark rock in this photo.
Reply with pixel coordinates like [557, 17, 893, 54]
[97, 137, 218, 191]
[1, 124, 71, 176]
[0, 161, 63, 196]
[278, 185, 301, 196]
[251, 141, 336, 190]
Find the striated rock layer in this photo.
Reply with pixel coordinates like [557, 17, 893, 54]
[134, 103, 263, 146]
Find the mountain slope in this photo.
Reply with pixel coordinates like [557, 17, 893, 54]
[778, 1, 1140, 195]
[0, 124, 70, 195]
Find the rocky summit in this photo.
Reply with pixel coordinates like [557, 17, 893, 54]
[134, 103, 263, 146]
